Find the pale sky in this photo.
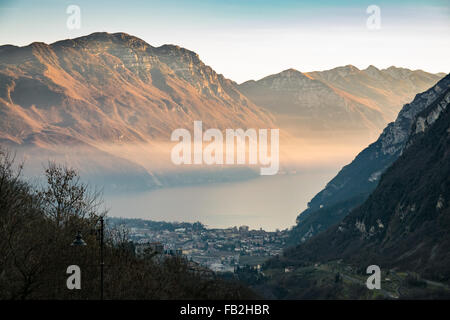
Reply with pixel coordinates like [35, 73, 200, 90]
[0, 0, 449, 82]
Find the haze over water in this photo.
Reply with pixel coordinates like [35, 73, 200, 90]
[104, 167, 339, 231]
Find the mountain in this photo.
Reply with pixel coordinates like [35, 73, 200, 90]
[239, 66, 444, 141]
[285, 83, 450, 279]
[309, 65, 445, 120]
[259, 80, 450, 299]
[289, 74, 450, 244]
[0, 32, 274, 190]
[0, 32, 444, 192]
[0, 32, 273, 144]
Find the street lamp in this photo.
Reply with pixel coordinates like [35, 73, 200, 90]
[71, 216, 105, 300]
[71, 231, 87, 246]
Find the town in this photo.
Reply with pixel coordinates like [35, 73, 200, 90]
[108, 217, 289, 273]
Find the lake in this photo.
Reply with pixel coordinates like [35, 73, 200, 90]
[104, 167, 339, 231]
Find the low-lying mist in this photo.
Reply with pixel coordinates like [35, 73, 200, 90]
[9, 131, 375, 230]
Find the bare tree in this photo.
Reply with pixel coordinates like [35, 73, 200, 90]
[39, 162, 106, 228]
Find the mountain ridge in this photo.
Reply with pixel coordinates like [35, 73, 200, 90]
[258, 79, 450, 299]
[285, 84, 450, 281]
[0, 32, 445, 193]
[0, 32, 274, 146]
[289, 73, 450, 244]
[239, 65, 444, 140]
[0, 32, 275, 191]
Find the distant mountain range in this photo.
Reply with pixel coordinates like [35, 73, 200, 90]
[239, 66, 444, 139]
[289, 74, 450, 244]
[0, 32, 445, 191]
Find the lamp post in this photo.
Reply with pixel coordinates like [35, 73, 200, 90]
[71, 216, 105, 300]
[99, 216, 104, 301]
[71, 231, 87, 246]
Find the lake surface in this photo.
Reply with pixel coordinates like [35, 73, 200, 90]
[104, 167, 339, 231]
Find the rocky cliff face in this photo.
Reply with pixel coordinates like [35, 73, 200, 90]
[378, 75, 450, 155]
[290, 74, 450, 244]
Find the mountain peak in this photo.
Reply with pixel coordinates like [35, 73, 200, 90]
[48, 32, 202, 65]
[365, 65, 379, 71]
[281, 68, 302, 74]
[364, 65, 381, 77]
[330, 64, 360, 76]
[275, 68, 311, 79]
[50, 32, 153, 51]
[154, 44, 201, 62]
[382, 66, 419, 79]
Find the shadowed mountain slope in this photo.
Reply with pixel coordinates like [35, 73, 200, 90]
[285, 83, 450, 283]
[289, 74, 450, 244]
